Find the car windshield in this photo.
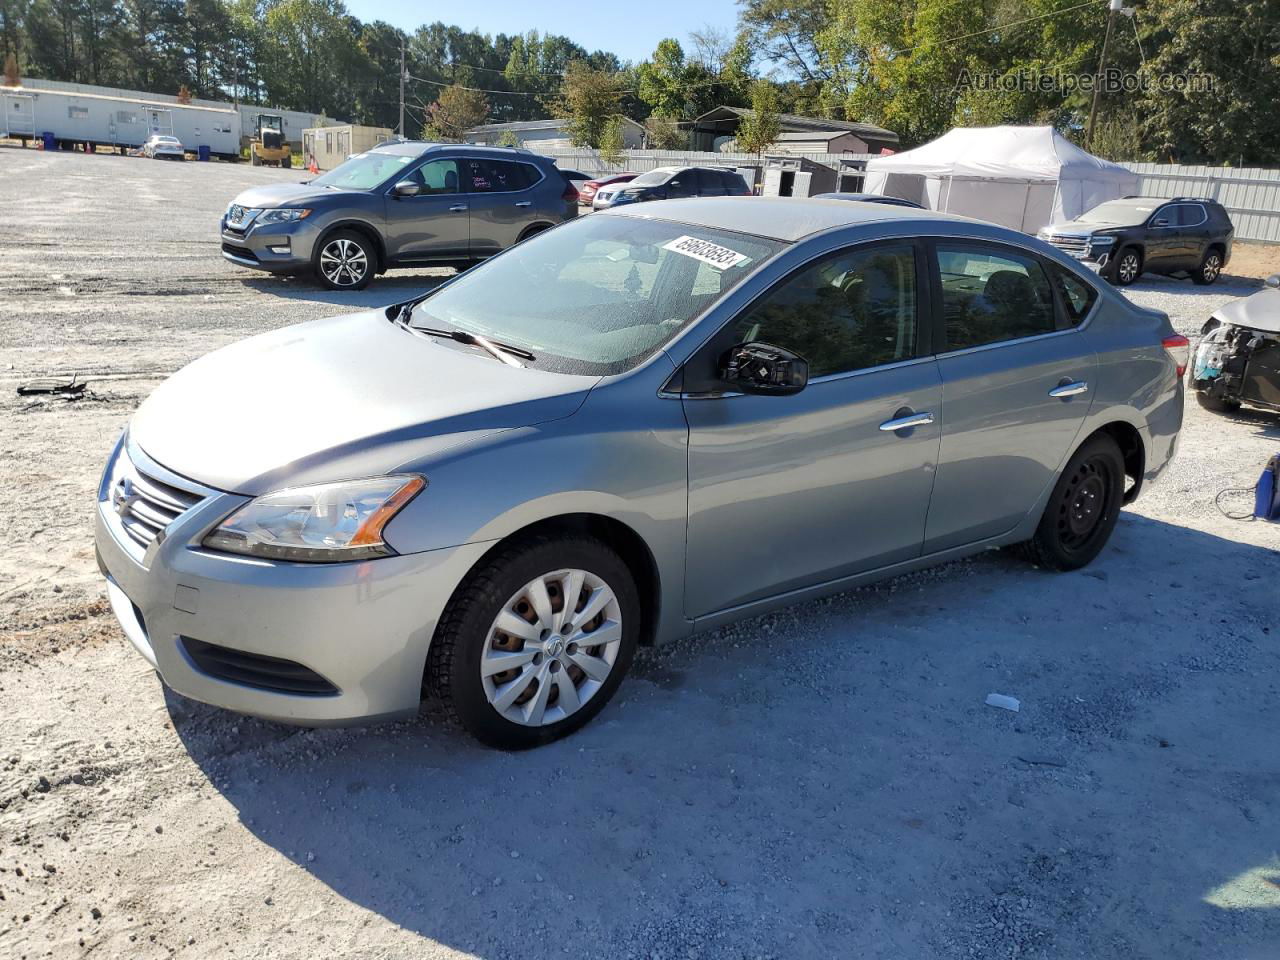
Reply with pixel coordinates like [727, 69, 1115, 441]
[311, 151, 418, 190]
[410, 215, 785, 374]
[1080, 199, 1158, 225]
[630, 168, 678, 187]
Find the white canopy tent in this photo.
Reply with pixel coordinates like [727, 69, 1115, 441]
[863, 125, 1139, 233]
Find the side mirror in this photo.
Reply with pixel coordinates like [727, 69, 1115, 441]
[1151, 217, 1170, 227]
[721, 341, 808, 396]
[392, 180, 420, 197]
[1266, 274, 1280, 289]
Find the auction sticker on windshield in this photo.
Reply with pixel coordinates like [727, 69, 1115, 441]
[663, 235, 750, 270]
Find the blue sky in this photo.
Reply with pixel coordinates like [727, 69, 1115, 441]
[343, 0, 742, 65]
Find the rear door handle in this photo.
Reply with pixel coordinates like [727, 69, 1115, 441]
[879, 411, 934, 432]
[1048, 381, 1089, 398]
[514, 201, 532, 208]
[448, 204, 467, 213]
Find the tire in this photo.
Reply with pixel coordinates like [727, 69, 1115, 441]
[516, 224, 549, 244]
[1193, 248, 1224, 285]
[1108, 248, 1142, 287]
[1020, 433, 1125, 571]
[426, 534, 640, 749]
[250, 151, 260, 167]
[280, 154, 291, 169]
[1194, 390, 1240, 413]
[313, 229, 374, 290]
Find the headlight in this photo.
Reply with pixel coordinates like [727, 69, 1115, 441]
[1088, 235, 1116, 246]
[203, 475, 425, 563]
[257, 208, 311, 224]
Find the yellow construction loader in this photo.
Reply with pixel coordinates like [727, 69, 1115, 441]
[249, 114, 291, 168]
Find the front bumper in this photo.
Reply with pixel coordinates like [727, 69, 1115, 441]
[95, 438, 490, 725]
[220, 214, 319, 274]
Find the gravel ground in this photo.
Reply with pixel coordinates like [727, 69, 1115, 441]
[2, 148, 1278, 960]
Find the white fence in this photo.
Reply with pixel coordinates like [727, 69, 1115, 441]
[537, 146, 1280, 244]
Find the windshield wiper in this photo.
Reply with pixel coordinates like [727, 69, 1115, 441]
[408, 324, 534, 367]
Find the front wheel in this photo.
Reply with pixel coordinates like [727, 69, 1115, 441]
[426, 535, 640, 749]
[1193, 249, 1223, 285]
[313, 230, 374, 290]
[1109, 248, 1142, 286]
[1019, 433, 1125, 571]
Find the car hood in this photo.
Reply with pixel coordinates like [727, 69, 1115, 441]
[1214, 286, 1280, 335]
[1041, 221, 1120, 237]
[230, 181, 337, 209]
[130, 310, 596, 495]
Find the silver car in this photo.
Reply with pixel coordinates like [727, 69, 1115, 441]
[96, 198, 1185, 748]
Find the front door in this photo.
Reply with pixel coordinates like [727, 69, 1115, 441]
[923, 242, 1097, 553]
[683, 241, 941, 618]
[1143, 204, 1180, 269]
[4, 95, 34, 137]
[383, 158, 469, 261]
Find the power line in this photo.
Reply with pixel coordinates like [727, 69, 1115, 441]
[886, 0, 1107, 57]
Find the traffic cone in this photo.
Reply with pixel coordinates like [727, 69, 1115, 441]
[308, 154, 319, 175]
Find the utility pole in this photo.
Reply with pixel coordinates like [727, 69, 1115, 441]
[1084, 0, 1123, 151]
[398, 37, 406, 138]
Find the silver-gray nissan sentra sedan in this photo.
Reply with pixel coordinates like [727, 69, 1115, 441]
[96, 197, 1186, 748]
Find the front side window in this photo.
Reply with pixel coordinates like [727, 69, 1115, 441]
[728, 243, 919, 378]
[936, 245, 1056, 350]
[410, 216, 784, 374]
[408, 159, 459, 195]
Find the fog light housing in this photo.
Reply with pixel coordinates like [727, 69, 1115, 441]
[267, 242, 291, 254]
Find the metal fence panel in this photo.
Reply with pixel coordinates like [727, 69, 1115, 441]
[539, 147, 1280, 242]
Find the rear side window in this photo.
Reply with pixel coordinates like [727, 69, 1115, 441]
[721, 172, 748, 194]
[729, 243, 919, 377]
[462, 158, 536, 192]
[1051, 266, 1098, 325]
[935, 245, 1056, 350]
[694, 169, 726, 196]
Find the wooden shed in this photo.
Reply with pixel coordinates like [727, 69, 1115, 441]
[302, 124, 393, 171]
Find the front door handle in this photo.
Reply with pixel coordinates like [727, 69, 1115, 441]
[1048, 380, 1089, 398]
[448, 203, 467, 213]
[514, 200, 532, 208]
[879, 411, 934, 432]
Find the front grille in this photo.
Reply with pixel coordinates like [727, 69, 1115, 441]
[221, 242, 258, 262]
[182, 638, 339, 696]
[108, 454, 204, 552]
[1046, 234, 1090, 254]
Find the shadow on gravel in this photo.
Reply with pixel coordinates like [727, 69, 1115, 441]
[239, 273, 451, 310]
[167, 514, 1280, 959]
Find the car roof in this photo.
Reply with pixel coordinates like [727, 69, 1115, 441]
[606, 195, 976, 242]
[367, 140, 546, 161]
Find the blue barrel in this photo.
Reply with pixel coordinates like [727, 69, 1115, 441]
[42, 131, 55, 151]
[198, 144, 210, 162]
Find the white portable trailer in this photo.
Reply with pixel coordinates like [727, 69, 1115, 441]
[1, 84, 240, 158]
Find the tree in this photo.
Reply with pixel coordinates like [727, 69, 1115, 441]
[735, 79, 781, 155]
[643, 114, 685, 149]
[495, 129, 520, 147]
[423, 84, 488, 141]
[598, 115, 625, 165]
[3, 50, 17, 85]
[554, 60, 624, 148]
[176, 83, 191, 103]
[739, 0, 832, 84]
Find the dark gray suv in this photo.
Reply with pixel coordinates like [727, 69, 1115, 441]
[220, 142, 577, 289]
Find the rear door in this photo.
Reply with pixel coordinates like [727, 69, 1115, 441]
[683, 240, 942, 617]
[383, 157, 469, 261]
[693, 168, 726, 197]
[923, 241, 1097, 553]
[463, 157, 542, 256]
[1173, 202, 1210, 267]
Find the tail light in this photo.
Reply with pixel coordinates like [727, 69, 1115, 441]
[1162, 334, 1190, 377]
[561, 180, 578, 202]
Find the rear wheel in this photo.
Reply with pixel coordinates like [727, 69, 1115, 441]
[1193, 248, 1223, 285]
[426, 535, 639, 749]
[1019, 433, 1125, 571]
[1109, 248, 1142, 286]
[313, 230, 374, 290]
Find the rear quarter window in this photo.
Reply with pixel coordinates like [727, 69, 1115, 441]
[1051, 265, 1099, 326]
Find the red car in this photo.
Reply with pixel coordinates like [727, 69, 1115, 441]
[577, 173, 637, 204]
